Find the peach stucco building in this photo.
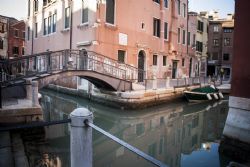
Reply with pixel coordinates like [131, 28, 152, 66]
[26, 0, 193, 79]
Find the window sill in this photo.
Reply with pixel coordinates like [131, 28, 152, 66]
[77, 22, 89, 29]
[164, 39, 169, 42]
[104, 23, 117, 30]
[61, 28, 70, 33]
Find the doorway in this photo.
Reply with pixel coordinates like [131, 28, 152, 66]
[138, 50, 145, 82]
[172, 61, 178, 79]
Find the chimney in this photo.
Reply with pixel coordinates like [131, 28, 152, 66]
[227, 13, 233, 20]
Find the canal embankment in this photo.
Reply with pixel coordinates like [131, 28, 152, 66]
[46, 83, 208, 109]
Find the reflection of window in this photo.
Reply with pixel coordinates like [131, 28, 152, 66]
[136, 123, 145, 136]
[153, 18, 160, 37]
[148, 143, 157, 158]
[153, 55, 158, 65]
[224, 38, 231, 46]
[13, 46, 19, 55]
[213, 39, 219, 46]
[213, 25, 219, 32]
[0, 39, 3, 49]
[192, 115, 199, 128]
[118, 50, 125, 63]
[14, 29, 19, 37]
[65, 7, 70, 29]
[192, 134, 198, 147]
[223, 53, 230, 61]
[82, 0, 88, 23]
[159, 137, 164, 154]
[160, 117, 164, 125]
[106, 0, 115, 24]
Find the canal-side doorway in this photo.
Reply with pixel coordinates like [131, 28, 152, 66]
[138, 50, 145, 82]
[172, 61, 178, 79]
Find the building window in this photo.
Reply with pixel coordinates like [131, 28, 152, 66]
[52, 12, 57, 32]
[224, 28, 233, 33]
[164, 22, 168, 40]
[164, 0, 168, 8]
[0, 39, 3, 49]
[182, 30, 186, 45]
[177, 0, 180, 15]
[13, 46, 19, 55]
[106, 0, 115, 24]
[163, 56, 167, 66]
[118, 50, 125, 63]
[193, 34, 196, 47]
[197, 20, 203, 32]
[224, 38, 231, 46]
[27, 26, 30, 40]
[182, 3, 186, 17]
[187, 32, 191, 46]
[14, 29, 19, 37]
[82, 0, 88, 23]
[43, 18, 47, 35]
[213, 25, 219, 32]
[196, 41, 203, 52]
[48, 15, 52, 34]
[178, 28, 181, 43]
[223, 53, 230, 61]
[34, 0, 38, 12]
[213, 39, 219, 46]
[22, 31, 25, 39]
[153, 55, 158, 65]
[182, 58, 185, 67]
[65, 7, 70, 29]
[153, 18, 160, 37]
[22, 47, 25, 55]
[35, 22, 38, 38]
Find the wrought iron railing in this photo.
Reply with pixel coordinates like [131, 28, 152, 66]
[0, 49, 145, 84]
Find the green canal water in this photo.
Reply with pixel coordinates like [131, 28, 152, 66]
[25, 89, 231, 167]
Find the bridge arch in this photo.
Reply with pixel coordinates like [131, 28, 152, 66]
[34, 70, 132, 91]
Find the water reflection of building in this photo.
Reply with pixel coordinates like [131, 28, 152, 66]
[24, 90, 229, 167]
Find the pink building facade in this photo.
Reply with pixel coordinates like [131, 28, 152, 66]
[26, 0, 191, 80]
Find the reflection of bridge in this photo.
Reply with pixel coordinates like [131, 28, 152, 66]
[0, 49, 144, 91]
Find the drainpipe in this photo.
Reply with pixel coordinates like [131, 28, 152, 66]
[69, 0, 73, 50]
[160, 0, 165, 52]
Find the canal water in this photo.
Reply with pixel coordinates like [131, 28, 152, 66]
[23, 89, 231, 167]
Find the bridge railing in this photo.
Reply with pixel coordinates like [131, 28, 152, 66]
[0, 50, 145, 84]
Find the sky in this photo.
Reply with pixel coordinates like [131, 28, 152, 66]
[0, 0, 235, 20]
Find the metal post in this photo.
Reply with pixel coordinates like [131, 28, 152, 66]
[70, 108, 93, 167]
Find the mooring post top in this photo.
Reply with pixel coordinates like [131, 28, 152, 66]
[70, 108, 93, 117]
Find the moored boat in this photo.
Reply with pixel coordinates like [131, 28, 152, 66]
[184, 85, 224, 102]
